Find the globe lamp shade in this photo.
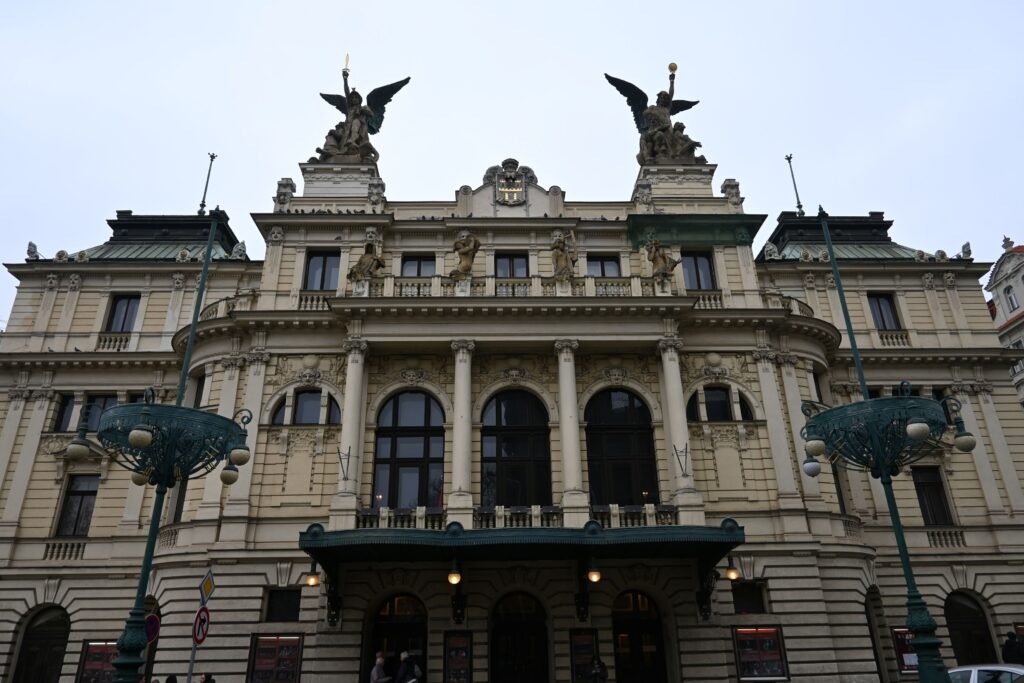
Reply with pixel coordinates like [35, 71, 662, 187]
[130, 471, 149, 486]
[229, 445, 251, 467]
[802, 456, 822, 478]
[128, 426, 153, 449]
[804, 438, 826, 458]
[906, 418, 930, 441]
[220, 463, 239, 485]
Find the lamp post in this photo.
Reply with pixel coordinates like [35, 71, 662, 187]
[800, 208, 975, 683]
[89, 207, 253, 683]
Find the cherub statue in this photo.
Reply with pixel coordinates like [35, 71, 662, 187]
[26, 242, 39, 261]
[645, 238, 680, 282]
[347, 244, 385, 282]
[314, 66, 410, 163]
[551, 231, 578, 282]
[450, 231, 481, 280]
[606, 65, 703, 165]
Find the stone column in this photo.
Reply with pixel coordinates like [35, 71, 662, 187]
[448, 339, 475, 526]
[554, 340, 588, 525]
[329, 338, 368, 530]
[657, 337, 705, 525]
[221, 346, 270, 541]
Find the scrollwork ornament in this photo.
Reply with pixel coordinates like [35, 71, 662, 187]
[502, 368, 528, 384]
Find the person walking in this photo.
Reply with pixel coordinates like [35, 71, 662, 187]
[1003, 632, 1024, 665]
[587, 656, 608, 683]
[395, 651, 423, 683]
[370, 652, 393, 683]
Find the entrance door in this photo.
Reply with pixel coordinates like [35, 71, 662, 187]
[368, 594, 428, 681]
[12, 606, 71, 683]
[944, 591, 997, 665]
[491, 593, 549, 683]
[613, 591, 667, 683]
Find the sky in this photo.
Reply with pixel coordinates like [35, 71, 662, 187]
[2, 1, 1022, 325]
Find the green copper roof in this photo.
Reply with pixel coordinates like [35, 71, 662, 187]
[777, 242, 922, 260]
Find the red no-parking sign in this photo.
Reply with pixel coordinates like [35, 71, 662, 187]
[193, 606, 210, 645]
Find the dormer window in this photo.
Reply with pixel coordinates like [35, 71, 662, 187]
[1006, 286, 1019, 312]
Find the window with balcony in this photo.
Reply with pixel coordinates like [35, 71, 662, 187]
[912, 466, 954, 526]
[84, 394, 117, 432]
[400, 255, 436, 277]
[373, 391, 445, 509]
[681, 252, 715, 290]
[867, 293, 901, 330]
[495, 253, 529, 278]
[586, 255, 621, 277]
[105, 295, 140, 333]
[53, 394, 75, 432]
[584, 389, 658, 505]
[1005, 286, 1020, 312]
[56, 474, 99, 537]
[686, 386, 755, 422]
[481, 390, 551, 508]
[304, 251, 341, 291]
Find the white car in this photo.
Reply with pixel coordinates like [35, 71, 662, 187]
[948, 664, 1024, 683]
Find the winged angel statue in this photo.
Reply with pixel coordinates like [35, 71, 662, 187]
[605, 67, 706, 165]
[312, 68, 410, 163]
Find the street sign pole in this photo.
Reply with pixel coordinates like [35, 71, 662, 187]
[187, 605, 210, 683]
[186, 639, 198, 683]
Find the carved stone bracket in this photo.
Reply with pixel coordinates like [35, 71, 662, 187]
[502, 368, 528, 384]
[696, 567, 720, 621]
[343, 339, 369, 356]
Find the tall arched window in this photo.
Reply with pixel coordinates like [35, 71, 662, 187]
[11, 606, 71, 683]
[367, 594, 427, 683]
[613, 591, 667, 683]
[584, 389, 658, 505]
[481, 390, 551, 507]
[268, 389, 341, 426]
[491, 593, 549, 683]
[686, 386, 755, 422]
[374, 391, 444, 508]
[944, 591, 997, 665]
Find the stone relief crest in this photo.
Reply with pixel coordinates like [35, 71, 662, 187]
[484, 158, 536, 206]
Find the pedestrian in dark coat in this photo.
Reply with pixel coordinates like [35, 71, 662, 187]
[1003, 632, 1024, 664]
[395, 651, 423, 683]
[587, 656, 608, 683]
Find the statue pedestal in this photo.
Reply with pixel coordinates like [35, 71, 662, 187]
[654, 278, 673, 296]
[352, 280, 370, 297]
[634, 164, 718, 207]
[454, 277, 472, 297]
[554, 280, 572, 297]
[300, 162, 381, 199]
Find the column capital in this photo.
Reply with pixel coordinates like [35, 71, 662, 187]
[343, 338, 369, 356]
[657, 336, 684, 354]
[554, 339, 579, 357]
[451, 339, 476, 355]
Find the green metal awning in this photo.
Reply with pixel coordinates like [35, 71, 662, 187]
[299, 518, 744, 566]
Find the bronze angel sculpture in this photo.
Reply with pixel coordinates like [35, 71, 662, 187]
[312, 69, 410, 163]
[605, 69, 706, 165]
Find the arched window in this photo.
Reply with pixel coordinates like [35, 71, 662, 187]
[944, 591, 997, 665]
[613, 591, 667, 683]
[11, 606, 71, 683]
[491, 593, 549, 683]
[584, 389, 658, 505]
[327, 395, 341, 425]
[1006, 286, 1019, 312]
[481, 390, 551, 507]
[268, 389, 342, 426]
[687, 386, 755, 422]
[367, 594, 427, 683]
[373, 391, 444, 508]
[271, 401, 286, 425]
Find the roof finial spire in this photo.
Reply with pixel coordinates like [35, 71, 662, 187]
[784, 154, 805, 217]
[197, 152, 218, 216]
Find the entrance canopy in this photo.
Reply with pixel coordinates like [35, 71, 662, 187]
[299, 518, 744, 566]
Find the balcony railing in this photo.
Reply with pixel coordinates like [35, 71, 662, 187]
[590, 504, 677, 528]
[351, 275, 664, 300]
[44, 539, 86, 561]
[1011, 360, 1024, 378]
[297, 291, 332, 311]
[926, 527, 965, 548]
[692, 291, 724, 310]
[878, 330, 911, 348]
[95, 332, 131, 352]
[762, 292, 815, 317]
[199, 292, 256, 321]
[357, 506, 446, 530]
[473, 505, 563, 528]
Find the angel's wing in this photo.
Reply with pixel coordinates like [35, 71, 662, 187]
[320, 93, 348, 116]
[604, 74, 649, 133]
[365, 77, 411, 134]
[670, 99, 700, 115]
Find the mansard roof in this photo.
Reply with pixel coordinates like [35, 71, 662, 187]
[757, 211, 928, 262]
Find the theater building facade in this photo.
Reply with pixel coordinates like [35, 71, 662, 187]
[1, 95, 1022, 683]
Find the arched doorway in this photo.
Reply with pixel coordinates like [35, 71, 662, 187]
[367, 594, 427, 681]
[11, 606, 71, 683]
[584, 389, 659, 505]
[491, 592, 549, 683]
[944, 591, 997, 665]
[481, 390, 551, 507]
[613, 590, 667, 683]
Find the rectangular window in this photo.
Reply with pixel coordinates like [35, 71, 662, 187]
[868, 293, 901, 330]
[105, 295, 140, 333]
[56, 474, 99, 537]
[734, 627, 788, 680]
[704, 387, 733, 421]
[264, 589, 301, 622]
[246, 635, 303, 682]
[495, 253, 529, 278]
[85, 394, 117, 431]
[53, 394, 76, 431]
[401, 255, 436, 277]
[681, 252, 715, 290]
[732, 581, 768, 614]
[912, 466, 954, 526]
[586, 255, 621, 277]
[304, 251, 341, 290]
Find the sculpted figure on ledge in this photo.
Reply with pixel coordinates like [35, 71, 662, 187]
[551, 231, 578, 282]
[645, 238, 680, 283]
[348, 244, 385, 282]
[450, 231, 481, 280]
[606, 64, 707, 165]
[313, 60, 410, 164]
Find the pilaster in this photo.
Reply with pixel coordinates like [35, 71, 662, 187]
[329, 338, 369, 530]
[657, 336, 704, 525]
[554, 339, 588, 526]
[448, 339, 476, 527]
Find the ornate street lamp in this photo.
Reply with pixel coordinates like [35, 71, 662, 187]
[87, 197, 253, 682]
[800, 207, 974, 683]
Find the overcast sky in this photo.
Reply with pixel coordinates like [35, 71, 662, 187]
[2, 1, 1022, 325]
